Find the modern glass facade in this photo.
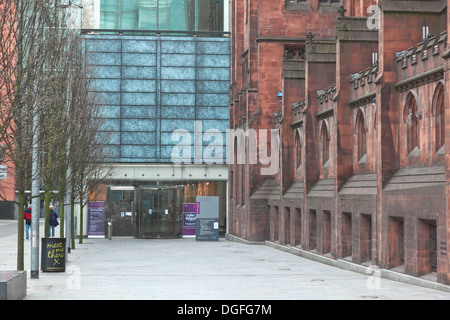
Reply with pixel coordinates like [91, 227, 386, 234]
[100, 0, 224, 32]
[82, 0, 229, 238]
[85, 34, 230, 163]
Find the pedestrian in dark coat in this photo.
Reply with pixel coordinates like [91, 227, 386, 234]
[49, 205, 58, 238]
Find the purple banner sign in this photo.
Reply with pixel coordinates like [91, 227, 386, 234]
[88, 202, 105, 237]
[182, 203, 197, 236]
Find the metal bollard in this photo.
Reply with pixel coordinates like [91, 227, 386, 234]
[107, 221, 112, 240]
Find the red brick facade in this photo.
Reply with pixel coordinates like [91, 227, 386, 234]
[228, 0, 450, 285]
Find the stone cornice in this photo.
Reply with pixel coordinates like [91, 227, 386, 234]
[349, 92, 376, 108]
[315, 108, 334, 120]
[394, 66, 444, 92]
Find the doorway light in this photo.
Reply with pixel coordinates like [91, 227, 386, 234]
[110, 186, 135, 191]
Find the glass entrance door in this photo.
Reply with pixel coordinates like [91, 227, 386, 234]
[136, 187, 184, 238]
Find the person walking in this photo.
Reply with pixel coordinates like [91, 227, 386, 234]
[49, 205, 58, 238]
[24, 206, 32, 239]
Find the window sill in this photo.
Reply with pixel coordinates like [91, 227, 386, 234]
[407, 146, 420, 158]
[436, 144, 445, 156]
[285, 2, 312, 11]
[357, 154, 367, 164]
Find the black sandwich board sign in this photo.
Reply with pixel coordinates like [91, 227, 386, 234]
[41, 238, 66, 272]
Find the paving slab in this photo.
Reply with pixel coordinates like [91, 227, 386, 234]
[1, 220, 450, 300]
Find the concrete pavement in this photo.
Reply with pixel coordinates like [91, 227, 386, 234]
[1, 219, 450, 300]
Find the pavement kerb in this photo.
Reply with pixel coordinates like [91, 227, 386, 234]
[226, 233, 450, 293]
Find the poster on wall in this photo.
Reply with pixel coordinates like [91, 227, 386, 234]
[195, 196, 219, 241]
[88, 201, 105, 238]
[182, 203, 197, 237]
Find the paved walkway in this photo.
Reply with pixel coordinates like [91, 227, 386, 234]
[1, 219, 450, 300]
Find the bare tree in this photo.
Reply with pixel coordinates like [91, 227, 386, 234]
[0, 0, 113, 269]
[0, 0, 49, 270]
[68, 76, 114, 244]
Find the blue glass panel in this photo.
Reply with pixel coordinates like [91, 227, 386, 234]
[196, 55, 230, 68]
[122, 53, 157, 66]
[121, 119, 156, 131]
[160, 145, 194, 161]
[161, 54, 196, 67]
[121, 106, 156, 118]
[99, 119, 120, 131]
[96, 131, 120, 145]
[196, 41, 230, 55]
[103, 145, 120, 158]
[91, 79, 121, 92]
[98, 92, 121, 105]
[85, 40, 121, 52]
[122, 79, 156, 92]
[196, 94, 229, 107]
[202, 120, 229, 132]
[161, 67, 195, 80]
[122, 40, 156, 53]
[161, 106, 196, 119]
[160, 41, 195, 54]
[160, 119, 195, 132]
[88, 66, 121, 79]
[85, 34, 230, 163]
[160, 131, 194, 146]
[89, 52, 121, 66]
[160, 80, 195, 93]
[121, 92, 156, 105]
[98, 105, 121, 118]
[196, 107, 229, 120]
[196, 80, 229, 94]
[121, 132, 156, 145]
[161, 93, 195, 106]
[122, 66, 157, 79]
[197, 67, 230, 81]
[121, 145, 156, 158]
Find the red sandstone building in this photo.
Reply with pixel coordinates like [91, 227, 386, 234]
[228, 0, 450, 286]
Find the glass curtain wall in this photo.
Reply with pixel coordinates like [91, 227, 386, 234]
[100, 0, 224, 31]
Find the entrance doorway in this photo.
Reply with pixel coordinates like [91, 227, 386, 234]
[135, 187, 184, 239]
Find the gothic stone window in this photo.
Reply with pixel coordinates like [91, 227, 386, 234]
[356, 109, 367, 161]
[295, 128, 302, 169]
[404, 93, 419, 155]
[433, 82, 445, 152]
[321, 122, 330, 166]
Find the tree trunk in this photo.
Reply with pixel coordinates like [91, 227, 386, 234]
[16, 191, 25, 271]
[44, 187, 50, 238]
[79, 190, 83, 244]
[59, 193, 65, 238]
[71, 199, 75, 249]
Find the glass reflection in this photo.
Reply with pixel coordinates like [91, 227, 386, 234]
[100, 0, 224, 32]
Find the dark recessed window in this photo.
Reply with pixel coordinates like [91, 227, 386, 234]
[433, 82, 445, 152]
[404, 93, 419, 155]
[295, 129, 302, 169]
[321, 123, 329, 166]
[356, 110, 367, 161]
